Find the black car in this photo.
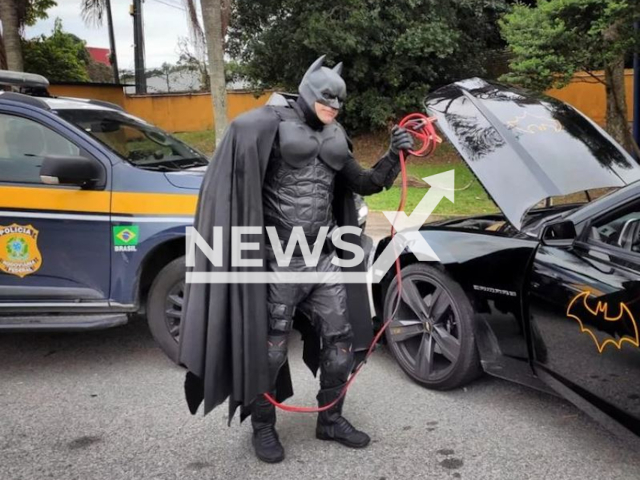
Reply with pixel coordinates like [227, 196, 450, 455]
[371, 78, 640, 442]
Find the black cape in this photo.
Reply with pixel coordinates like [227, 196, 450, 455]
[178, 103, 373, 422]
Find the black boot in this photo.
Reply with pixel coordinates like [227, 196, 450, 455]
[316, 385, 370, 448]
[251, 395, 285, 463]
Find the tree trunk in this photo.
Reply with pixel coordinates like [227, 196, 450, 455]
[0, 0, 24, 71]
[105, 0, 120, 83]
[602, 20, 640, 157]
[604, 58, 640, 157]
[604, 58, 629, 146]
[0, 31, 7, 70]
[200, 0, 228, 147]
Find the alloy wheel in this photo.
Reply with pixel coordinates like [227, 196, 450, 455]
[386, 272, 461, 382]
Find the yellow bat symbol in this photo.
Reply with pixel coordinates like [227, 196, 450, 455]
[505, 112, 563, 135]
[566, 291, 640, 353]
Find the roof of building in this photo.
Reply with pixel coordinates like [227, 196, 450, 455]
[86, 47, 111, 66]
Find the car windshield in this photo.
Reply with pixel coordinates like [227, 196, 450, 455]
[56, 108, 209, 171]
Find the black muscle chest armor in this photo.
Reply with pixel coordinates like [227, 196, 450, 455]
[278, 119, 350, 171]
[262, 145, 336, 238]
[262, 103, 354, 238]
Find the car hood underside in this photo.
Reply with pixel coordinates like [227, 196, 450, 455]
[425, 78, 640, 230]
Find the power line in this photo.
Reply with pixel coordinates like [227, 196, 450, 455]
[150, 0, 186, 12]
[160, 0, 188, 9]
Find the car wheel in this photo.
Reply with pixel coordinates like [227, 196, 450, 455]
[383, 263, 481, 390]
[147, 256, 185, 363]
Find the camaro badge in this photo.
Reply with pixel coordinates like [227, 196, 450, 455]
[0, 224, 42, 278]
[566, 291, 640, 353]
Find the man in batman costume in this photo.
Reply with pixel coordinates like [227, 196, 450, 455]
[178, 55, 413, 463]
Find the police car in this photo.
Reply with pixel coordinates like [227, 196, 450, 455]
[0, 71, 368, 362]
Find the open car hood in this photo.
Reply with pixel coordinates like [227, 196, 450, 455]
[425, 78, 640, 230]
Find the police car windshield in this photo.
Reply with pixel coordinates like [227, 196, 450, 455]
[56, 109, 209, 170]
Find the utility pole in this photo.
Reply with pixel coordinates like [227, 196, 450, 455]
[131, 0, 147, 93]
[105, 0, 120, 84]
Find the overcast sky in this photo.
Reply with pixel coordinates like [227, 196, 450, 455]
[25, 0, 198, 70]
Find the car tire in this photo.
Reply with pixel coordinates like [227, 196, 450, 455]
[383, 263, 481, 390]
[147, 256, 185, 364]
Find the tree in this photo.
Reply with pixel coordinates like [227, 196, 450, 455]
[185, 0, 232, 145]
[0, 33, 6, 69]
[146, 62, 177, 92]
[86, 57, 114, 82]
[177, 36, 210, 91]
[227, 0, 509, 132]
[81, 0, 119, 83]
[499, 0, 640, 154]
[119, 68, 135, 84]
[22, 18, 91, 81]
[0, 0, 56, 71]
[0, 2, 25, 71]
[22, 18, 111, 83]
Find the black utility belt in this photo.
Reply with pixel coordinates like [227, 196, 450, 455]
[270, 227, 336, 256]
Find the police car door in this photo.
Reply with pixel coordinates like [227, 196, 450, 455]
[0, 105, 111, 308]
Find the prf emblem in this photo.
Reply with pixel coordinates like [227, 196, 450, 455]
[566, 291, 640, 353]
[0, 224, 43, 278]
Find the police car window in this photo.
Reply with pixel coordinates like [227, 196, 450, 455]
[56, 109, 208, 170]
[588, 200, 640, 254]
[0, 113, 80, 184]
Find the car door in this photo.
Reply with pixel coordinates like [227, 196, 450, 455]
[528, 197, 640, 436]
[0, 107, 111, 307]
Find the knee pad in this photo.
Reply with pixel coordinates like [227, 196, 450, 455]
[321, 322, 353, 346]
[320, 340, 354, 385]
[267, 334, 289, 380]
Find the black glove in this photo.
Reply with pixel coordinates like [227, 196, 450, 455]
[389, 125, 413, 155]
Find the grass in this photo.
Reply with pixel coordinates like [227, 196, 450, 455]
[345, 131, 497, 215]
[175, 130, 216, 156]
[173, 128, 498, 216]
[366, 162, 497, 215]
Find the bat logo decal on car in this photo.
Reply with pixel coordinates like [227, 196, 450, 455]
[566, 291, 640, 353]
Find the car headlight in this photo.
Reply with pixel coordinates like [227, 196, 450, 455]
[355, 195, 369, 226]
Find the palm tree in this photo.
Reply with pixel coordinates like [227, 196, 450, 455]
[0, 0, 26, 71]
[0, 0, 58, 72]
[81, 0, 119, 83]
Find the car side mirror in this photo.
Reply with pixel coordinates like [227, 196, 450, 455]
[40, 155, 105, 188]
[541, 219, 577, 247]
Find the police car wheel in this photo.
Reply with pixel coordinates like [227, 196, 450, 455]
[147, 256, 185, 363]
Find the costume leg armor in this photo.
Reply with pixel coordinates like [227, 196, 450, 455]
[251, 296, 293, 463]
[266, 301, 295, 385]
[299, 253, 371, 448]
[251, 256, 310, 463]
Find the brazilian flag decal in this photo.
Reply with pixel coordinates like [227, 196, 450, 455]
[113, 226, 139, 247]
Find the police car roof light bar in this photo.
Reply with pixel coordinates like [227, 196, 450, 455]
[0, 70, 50, 89]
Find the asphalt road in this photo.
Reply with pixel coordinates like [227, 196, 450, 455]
[1, 215, 639, 479]
[1, 318, 639, 480]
